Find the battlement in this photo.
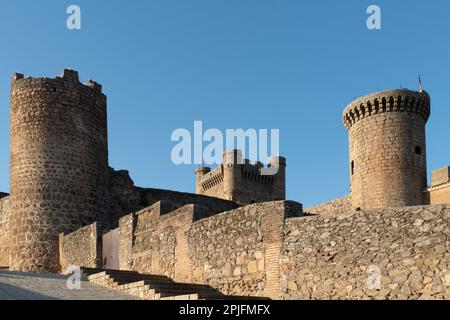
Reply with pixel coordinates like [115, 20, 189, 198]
[9, 68, 109, 273]
[343, 88, 430, 210]
[11, 69, 104, 95]
[343, 89, 430, 129]
[198, 167, 224, 192]
[196, 150, 286, 205]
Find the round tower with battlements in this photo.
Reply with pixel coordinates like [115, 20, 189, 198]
[343, 89, 430, 210]
[9, 69, 109, 272]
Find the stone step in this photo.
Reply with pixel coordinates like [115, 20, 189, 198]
[86, 271, 172, 286]
[81, 267, 142, 276]
[85, 268, 269, 300]
[116, 280, 219, 297]
[118, 280, 219, 293]
[107, 275, 173, 284]
[86, 271, 108, 281]
[160, 294, 200, 300]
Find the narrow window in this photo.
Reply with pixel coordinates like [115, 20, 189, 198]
[415, 146, 422, 155]
[351, 161, 355, 175]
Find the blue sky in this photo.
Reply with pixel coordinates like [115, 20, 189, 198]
[0, 0, 449, 207]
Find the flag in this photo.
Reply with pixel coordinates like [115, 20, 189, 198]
[418, 75, 423, 93]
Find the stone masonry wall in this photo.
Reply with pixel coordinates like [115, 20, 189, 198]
[0, 195, 10, 267]
[59, 222, 100, 272]
[119, 201, 213, 281]
[109, 167, 239, 228]
[281, 205, 449, 300]
[189, 202, 274, 297]
[141, 188, 239, 216]
[75, 199, 449, 300]
[188, 201, 302, 298]
[304, 195, 352, 215]
[119, 200, 303, 299]
[429, 183, 450, 205]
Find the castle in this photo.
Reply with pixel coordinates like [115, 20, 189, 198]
[195, 149, 286, 205]
[0, 70, 448, 300]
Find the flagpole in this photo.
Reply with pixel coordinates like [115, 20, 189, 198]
[418, 74, 423, 93]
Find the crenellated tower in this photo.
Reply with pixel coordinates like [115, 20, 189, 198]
[343, 89, 430, 210]
[195, 150, 286, 205]
[9, 69, 110, 272]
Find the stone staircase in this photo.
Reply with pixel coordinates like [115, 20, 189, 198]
[81, 268, 267, 300]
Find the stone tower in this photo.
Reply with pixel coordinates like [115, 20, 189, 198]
[343, 89, 430, 210]
[222, 149, 244, 203]
[196, 149, 286, 205]
[9, 70, 109, 273]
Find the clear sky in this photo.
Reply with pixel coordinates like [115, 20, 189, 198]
[0, 0, 449, 207]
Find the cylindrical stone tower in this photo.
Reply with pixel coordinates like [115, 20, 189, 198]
[343, 89, 430, 210]
[222, 149, 243, 203]
[9, 69, 109, 273]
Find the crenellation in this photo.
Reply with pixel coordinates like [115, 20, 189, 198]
[11, 73, 24, 82]
[87, 79, 103, 93]
[11, 72, 106, 100]
[343, 89, 430, 129]
[195, 150, 286, 205]
[60, 68, 79, 82]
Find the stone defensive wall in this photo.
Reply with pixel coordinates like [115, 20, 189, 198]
[429, 184, 450, 205]
[108, 168, 239, 228]
[59, 200, 449, 299]
[140, 188, 239, 215]
[428, 167, 450, 205]
[0, 195, 10, 267]
[61, 200, 303, 299]
[59, 222, 100, 272]
[304, 195, 352, 215]
[117, 200, 303, 299]
[282, 204, 449, 299]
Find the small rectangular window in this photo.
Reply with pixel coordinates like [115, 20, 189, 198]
[351, 161, 355, 175]
[415, 146, 422, 155]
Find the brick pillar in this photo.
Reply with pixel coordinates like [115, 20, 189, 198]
[261, 203, 286, 299]
[174, 208, 195, 282]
